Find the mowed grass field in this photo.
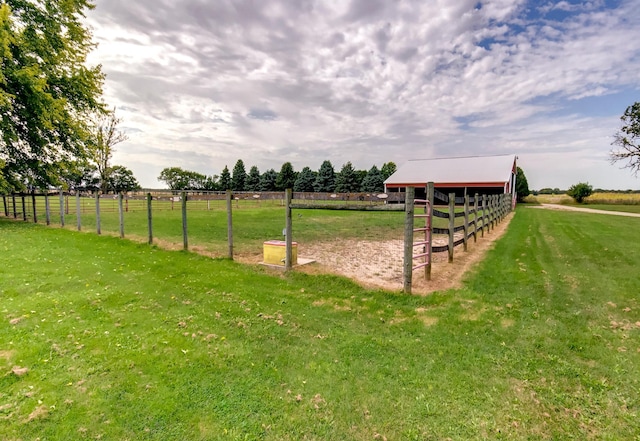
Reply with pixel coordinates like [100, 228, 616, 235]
[1, 206, 639, 440]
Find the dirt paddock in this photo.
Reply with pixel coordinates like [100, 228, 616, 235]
[292, 213, 515, 294]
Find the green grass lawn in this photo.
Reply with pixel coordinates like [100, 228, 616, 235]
[1, 206, 638, 440]
[580, 204, 640, 214]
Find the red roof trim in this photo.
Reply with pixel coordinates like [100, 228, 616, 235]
[386, 181, 508, 188]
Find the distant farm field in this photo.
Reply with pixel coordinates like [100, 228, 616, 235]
[528, 192, 640, 206]
[1, 206, 638, 439]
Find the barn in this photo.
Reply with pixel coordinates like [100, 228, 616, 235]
[384, 154, 518, 203]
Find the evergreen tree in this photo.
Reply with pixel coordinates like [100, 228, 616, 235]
[0, 1, 105, 189]
[275, 162, 296, 190]
[355, 169, 367, 190]
[381, 162, 397, 181]
[219, 166, 231, 190]
[231, 159, 246, 191]
[360, 165, 384, 192]
[515, 167, 530, 202]
[314, 160, 336, 192]
[259, 168, 278, 191]
[294, 167, 316, 192]
[246, 166, 261, 191]
[335, 162, 359, 193]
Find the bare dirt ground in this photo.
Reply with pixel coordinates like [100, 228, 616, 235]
[291, 213, 515, 294]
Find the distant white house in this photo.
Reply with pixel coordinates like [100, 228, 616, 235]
[384, 154, 517, 203]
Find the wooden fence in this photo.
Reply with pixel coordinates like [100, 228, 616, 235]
[2, 187, 512, 290]
[403, 183, 513, 293]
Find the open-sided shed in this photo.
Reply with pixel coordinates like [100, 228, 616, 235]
[384, 154, 517, 202]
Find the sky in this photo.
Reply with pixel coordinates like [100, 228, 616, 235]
[85, 0, 640, 191]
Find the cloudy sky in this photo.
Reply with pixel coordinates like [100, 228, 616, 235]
[85, 0, 640, 190]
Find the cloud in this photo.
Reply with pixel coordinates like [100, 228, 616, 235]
[88, 0, 640, 189]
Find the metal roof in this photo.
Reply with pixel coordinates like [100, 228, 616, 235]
[384, 154, 516, 187]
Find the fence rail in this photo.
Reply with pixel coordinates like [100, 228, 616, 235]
[403, 182, 513, 294]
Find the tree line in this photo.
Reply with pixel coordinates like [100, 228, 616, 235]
[158, 160, 397, 193]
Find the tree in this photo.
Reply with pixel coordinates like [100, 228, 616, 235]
[610, 102, 640, 175]
[89, 109, 128, 193]
[515, 167, 530, 202]
[360, 165, 384, 192]
[259, 168, 277, 191]
[566, 182, 593, 203]
[314, 160, 336, 192]
[231, 159, 246, 191]
[0, 1, 105, 189]
[355, 169, 367, 190]
[275, 162, 296, 190]
[246, 166, 261, 192]
[157, 167, 207, 190]
[335, 162, 358, 193]
[106, 165, 140, 193]
[203, 175, 218, 191]
[60, 160, 99, 192]
[381, 162, 397, 181]
[294, 166, 316, 192]
[219, 166, 231, 190]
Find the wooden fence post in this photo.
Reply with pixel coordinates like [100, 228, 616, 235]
[182, 191, 188, 251]
[31, 191, 37, 223]
[21, 194, 27, 221]
[403, 186, 415, 294]
[118, 193, 124, 238]
[491, 195, 496, 230]
[147, 193, 153, 245]
[473, 193, 479, 242]
[11, 194, 17, 218]
[226, 190, 233, 260]
[448, 192, 455, 263]
[2, 195, 7, 217]
[95, 191, 101, 235]
[59, 190, 65, 227]
[45, 193, 51, 225]
[426, 182, 434, 281]
[75, 192, 81, 231]
[285, 189, 293, 271]
[463, 194, 469, 252]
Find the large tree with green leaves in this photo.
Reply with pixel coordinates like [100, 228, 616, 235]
[157, 167, 207, 190]
[380, 162, 397, 181]
[610, 102, 640, 175]
[0, 0, 105, 190]
[106, 165, 140, 193]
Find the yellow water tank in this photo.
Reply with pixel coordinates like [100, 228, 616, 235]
[263, 240, 297, 266]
